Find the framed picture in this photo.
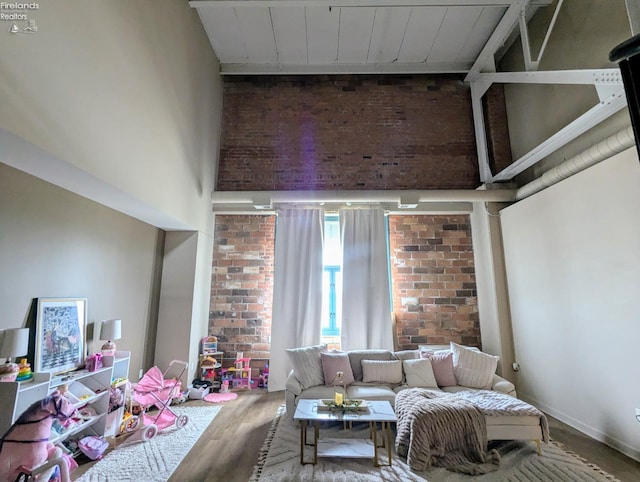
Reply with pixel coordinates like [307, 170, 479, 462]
[34, 298, 87, 374]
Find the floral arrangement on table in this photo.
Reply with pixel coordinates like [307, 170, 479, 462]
[320, 398, 364, 412]
[319, 369, 368, 412]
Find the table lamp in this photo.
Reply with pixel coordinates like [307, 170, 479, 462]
[0, 328, 29, 382]
[100, 319, 121, 356]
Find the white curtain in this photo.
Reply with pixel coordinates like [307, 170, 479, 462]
[268, 208, 324, 392]
[339, 208, 393, 351]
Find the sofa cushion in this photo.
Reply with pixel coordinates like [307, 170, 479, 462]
[451, 342, 499, 389]
[320, 351, 355, 386]
[346, 384, 396, 404]
[295, 384, 336, 402]
[402, 358, 439, 388]
[393, 349, 419, 361]
[286, 344, 327, 389]
[361, 359, 403, 384]
[421, 351, 457, 387]
[348, 350, 393, 382]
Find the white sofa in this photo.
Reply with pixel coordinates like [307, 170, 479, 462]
[284, 343, 546, 449]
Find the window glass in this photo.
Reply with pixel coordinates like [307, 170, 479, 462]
[321, 217, 341, 346]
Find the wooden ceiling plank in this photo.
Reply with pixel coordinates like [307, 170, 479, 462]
[397, 7, 447, 63]
[457, 6, 506, 62]
[368, 7, 412, 63]
[271, 7, 308, 63]
[428, 6, 484, 63]
[196, 7, 248, 63]
[235, 7, 279, 62]
[338, 7, 377, 63]
[306, 6, 340, 64]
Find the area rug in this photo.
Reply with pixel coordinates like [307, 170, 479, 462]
[204, 391, 238, 403]
[76, 405, 221, 482]
[250, 406, 619, 482]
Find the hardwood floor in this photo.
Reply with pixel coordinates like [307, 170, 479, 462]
[72, 389, 640, 481]
[169, 390, 283, 482]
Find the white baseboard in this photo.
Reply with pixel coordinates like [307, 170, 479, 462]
[520, 392, 640, 463]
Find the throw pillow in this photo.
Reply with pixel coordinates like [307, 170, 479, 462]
[422, 351, 457, 387]
[320, 351, 355, 386]
[286, 344, 327, 389]
[348, 350, 393, 382]
[361, 359, 403, 384]
[402, 358, 439, 388]
[450, 341, 499, 389]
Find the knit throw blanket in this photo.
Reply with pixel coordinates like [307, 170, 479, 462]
[395, 388, 501, 474]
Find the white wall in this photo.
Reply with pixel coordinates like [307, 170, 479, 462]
[0, 0, 222, 234]
[500, 148, 640, 461]
[0, 1, 223, 379]
[0, 163, 159, 380]
[154, 230, 214, 384]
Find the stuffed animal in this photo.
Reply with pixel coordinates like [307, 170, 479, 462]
[0, 391, 77, 482]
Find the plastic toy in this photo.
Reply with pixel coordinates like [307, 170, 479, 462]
[258, 362, 269, 388]
[78, 435, 108, 460]
[15, 359, 32, 381]
[229, 357, 252, 390]
[85, 353, 103, 372]
[127, 360, 190, 442]
[201, 336, 218, 355]
[219, 379, 230, 393]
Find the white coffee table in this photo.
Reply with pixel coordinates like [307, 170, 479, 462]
[293, 399, 397, 466]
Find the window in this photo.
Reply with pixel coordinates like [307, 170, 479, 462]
[321, 216, 342, 343]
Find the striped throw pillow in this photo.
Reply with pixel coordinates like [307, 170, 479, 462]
[450, 342, 498, 389]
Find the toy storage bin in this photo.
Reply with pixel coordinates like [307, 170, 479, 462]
[188, 384, 210, 400]
[66, 381, 96, 404]
[105, 405, 125, 437]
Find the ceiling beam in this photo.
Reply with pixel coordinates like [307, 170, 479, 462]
[489, 88, 628, 181]
[465, 0, 531, 82]
[220, 61, 472, 74]
[475, 69, 623, 85]
[212, 203, 475, 214]
[211, 189, 517, 207]
[470, 81, 494, 182]
[191, 0, 551, 7]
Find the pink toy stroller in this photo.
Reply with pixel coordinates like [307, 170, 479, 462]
[127, 360, 189, 441]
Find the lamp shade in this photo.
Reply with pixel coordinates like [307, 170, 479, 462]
[100, 319, 122, 342]
[0, 328, 29, 359]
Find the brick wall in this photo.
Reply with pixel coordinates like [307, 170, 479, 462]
[209, 215, 275, 368]
[210, 213, 479, 360]
[218, 75, 510, 191]
[389, 215, 479, 350]
[210, 74, 507, 356]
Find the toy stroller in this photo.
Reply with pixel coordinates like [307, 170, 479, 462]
[125, 360, 189, 441]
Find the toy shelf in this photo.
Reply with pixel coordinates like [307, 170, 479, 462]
[0, 352, 130, 453]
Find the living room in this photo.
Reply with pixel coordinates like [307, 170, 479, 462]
[1, 0, 639, 480]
